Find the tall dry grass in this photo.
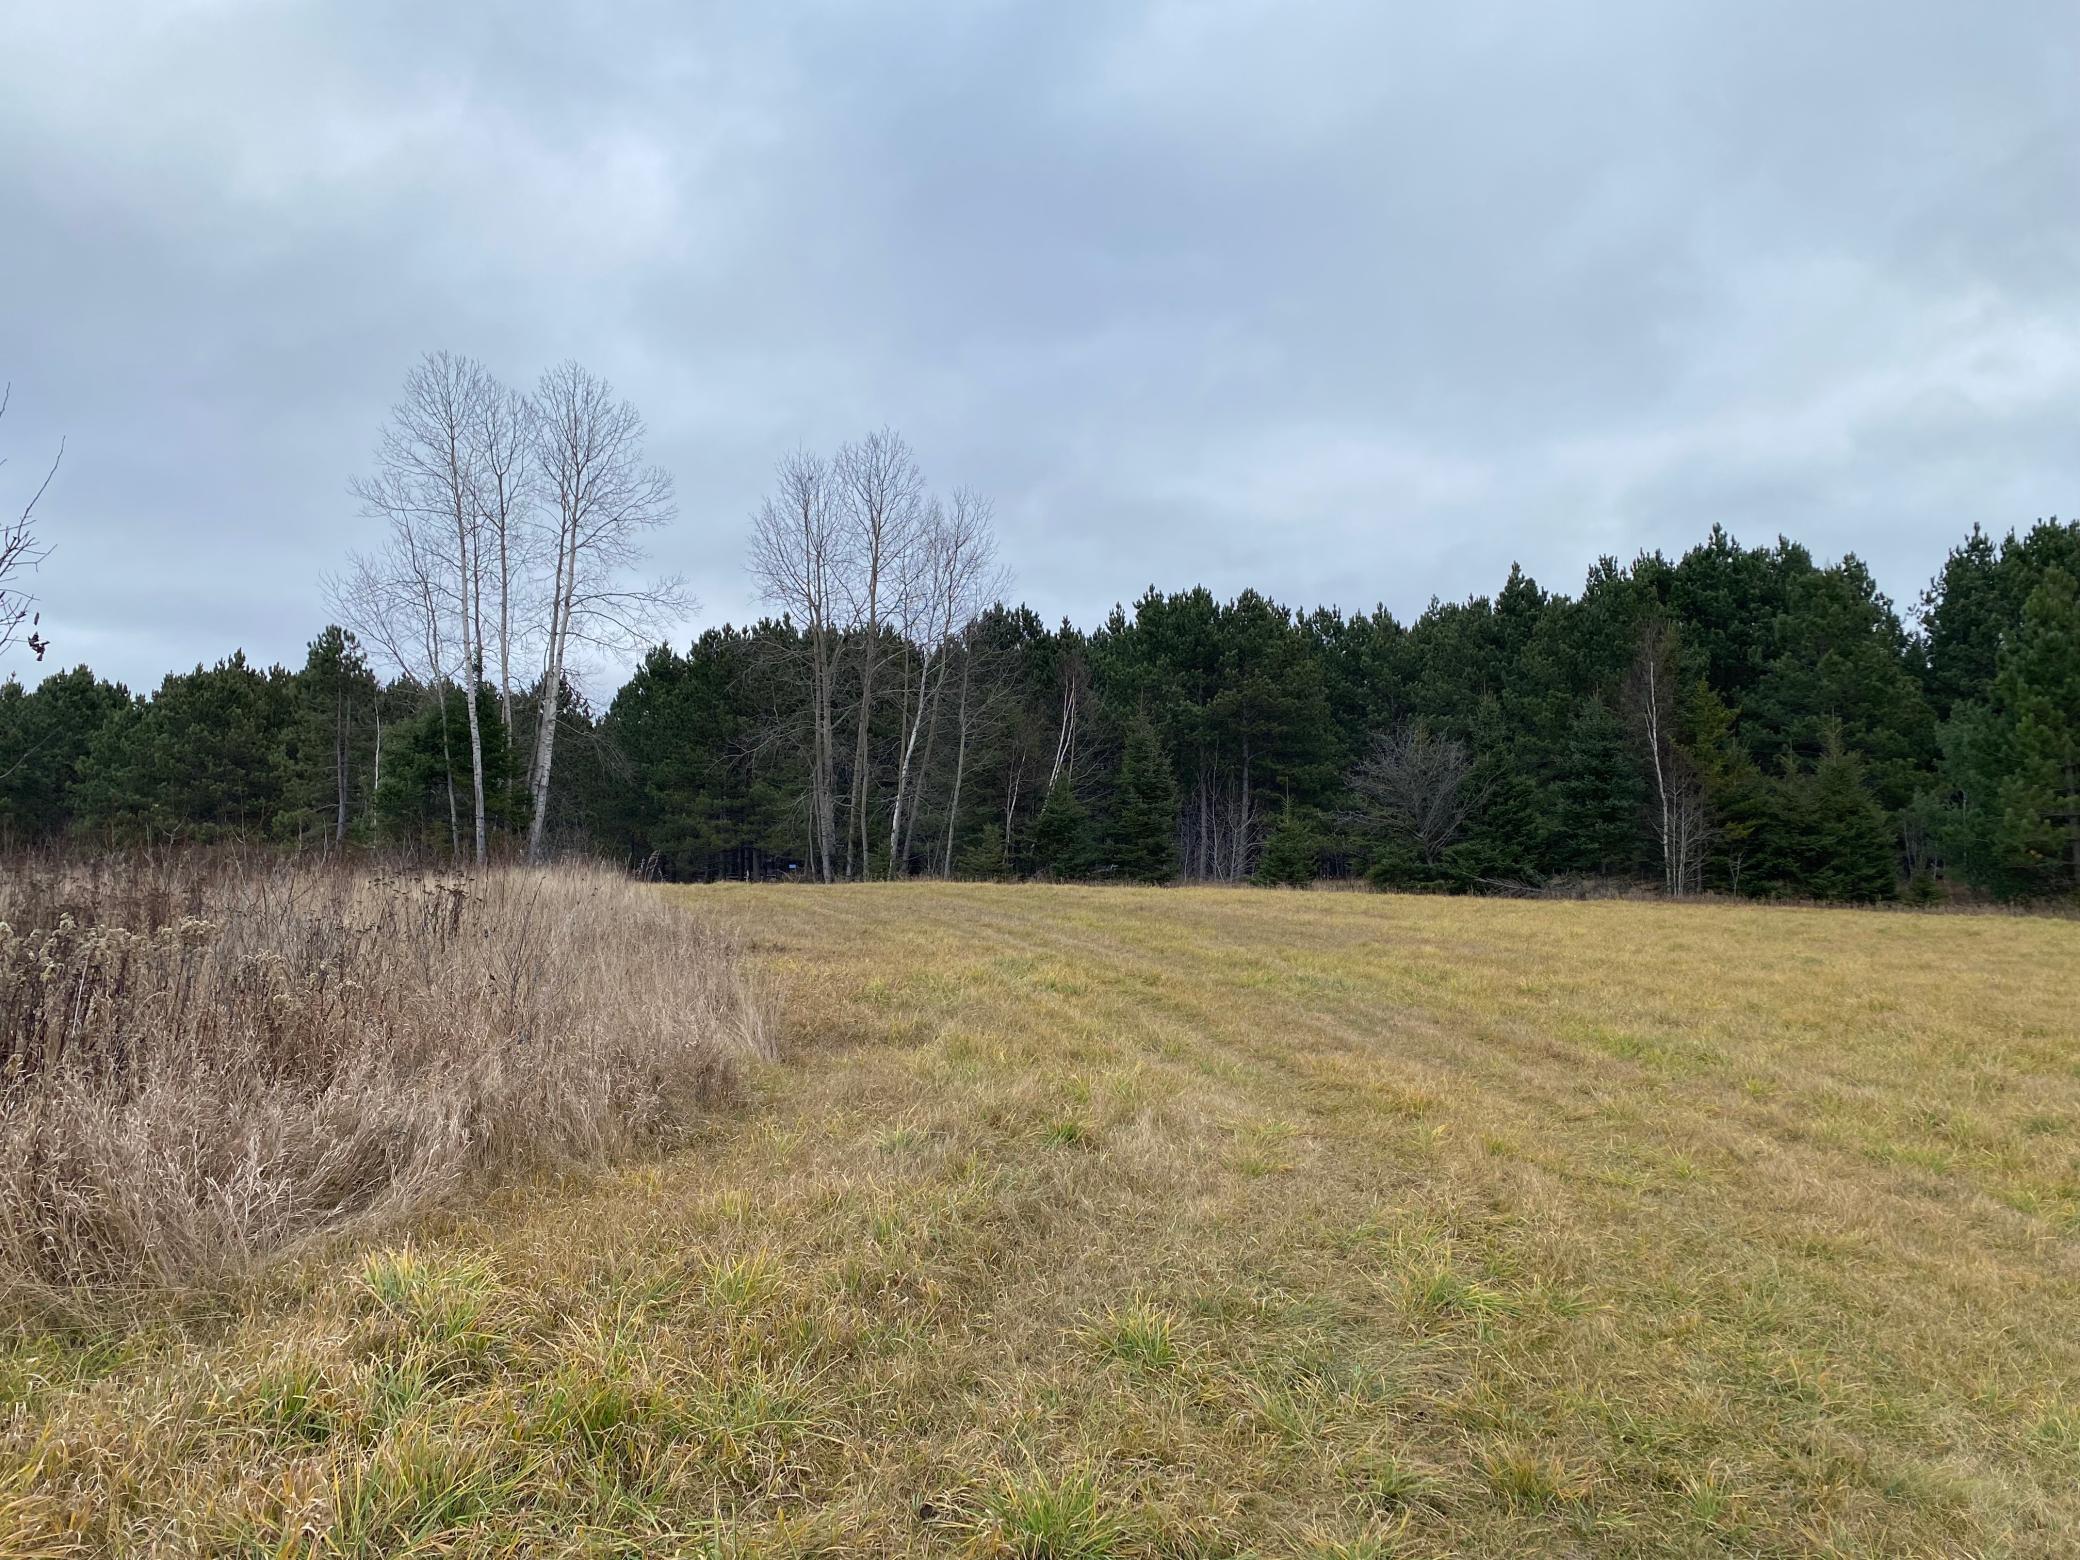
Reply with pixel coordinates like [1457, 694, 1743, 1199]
[0, 852, 766, 1311]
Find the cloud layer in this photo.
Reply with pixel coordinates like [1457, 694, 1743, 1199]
[4, 0, 2075, 690]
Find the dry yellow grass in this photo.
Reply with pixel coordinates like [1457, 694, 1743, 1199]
[0, 856, 765, 1309]
[4, 884, 2078, 1556]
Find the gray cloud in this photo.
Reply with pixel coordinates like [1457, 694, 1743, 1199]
[3, 0, 2075, 691]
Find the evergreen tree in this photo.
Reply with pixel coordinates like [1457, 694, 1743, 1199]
[0, 666, 129, 839]
[1919, 524, 2007, 722]
[596, 627, 804, 878]
[373, 686, 528, 854]
[1028, 776, 1097, 880]
[1108, 716, 1179, 882]
[1253, 800, 1317, 886]
[1744, 727, 1895, 901]
[286, 626, 377, 848]
[1921, 519, 2080, 722]
[1803, 732, 1898, 902]
[372, 690, 467, 852]
[1547, 696, 1643, 877]
[1943, 568, 2080, 899]
[1745, 554, 1933, 811]
[77, 653, 296, 839]
[1455, 693, 1541, 885]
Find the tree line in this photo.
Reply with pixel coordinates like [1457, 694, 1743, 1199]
[2, 362, 2076, 903]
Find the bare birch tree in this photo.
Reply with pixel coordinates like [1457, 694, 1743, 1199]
[526, 360, 685, 863]
[0, 384, 61, 662]
[748, 450, 844, 882]
[834, 429, 926, 878]
[942, 620, 982, 876]
[349, 352, 495, 865]
[1624, 620, 1710, 896]
[1348, 722, 1480, 870]
[887, 488, 1004, 876]
[468, 379, 538, 734]
[748, 430, 1009, 881]
[1047, 629, 1087, 795]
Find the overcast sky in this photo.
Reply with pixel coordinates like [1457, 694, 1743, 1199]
[3, 1, 2075, 693]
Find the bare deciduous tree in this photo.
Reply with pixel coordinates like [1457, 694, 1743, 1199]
[1348, 722, 1480, 869]
[335, 354, 684, 867]
[469, 379, 539, 734]
[0, 383, 62, 662]
[1047, 635, 1086, 798]
[749, 450, 845, 882]
[1179, 756, 1258, 884]
[834, 429, 927, 878]
[887, 488, 1004, 876]
[1624, 620, 1710, 896]
[348, 352, 497, 865]
[750, 434, 1009, 882]
[527, 361, 686, 863]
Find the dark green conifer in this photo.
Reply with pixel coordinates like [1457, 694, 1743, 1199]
[1253, 800, 1317, 887]
[1109, 717, 1179, 882]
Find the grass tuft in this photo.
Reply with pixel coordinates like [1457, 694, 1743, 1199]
[1345, 1450, 1441, 1513]
[1081, 1300, 1181, 1372]
[1042, 1119, 1090, 1149]
[975, 1469, 1127, 1559]
[1480, 1442, 1586, 1508]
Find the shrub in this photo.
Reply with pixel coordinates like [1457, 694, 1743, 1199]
[0, 851, 766, 1311]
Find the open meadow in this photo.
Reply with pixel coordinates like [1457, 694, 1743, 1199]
[5, 884, 2079, 1557]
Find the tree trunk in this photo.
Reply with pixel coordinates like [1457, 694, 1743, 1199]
[888, 640, 937, 877]
[453, 505, 488, 867]
[942, 648, 971, 877]
[334, 681, 349, 847]
[905, 643, 949, 871]
[850, 638, 879, 880]
[1003, 749, 1024, 862]
[439, 687, 460, 857]
[527, 523, 575, 864]
[496, 515, 514, 733]
[812, 632, 837, 882]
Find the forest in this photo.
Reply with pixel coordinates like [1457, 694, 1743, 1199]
[1, 360, 2076, 905]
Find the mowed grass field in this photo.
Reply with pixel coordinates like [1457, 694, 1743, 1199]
[7, 886, 2080, 1557]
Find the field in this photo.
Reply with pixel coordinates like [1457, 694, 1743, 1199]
[6, 884, 2079, 1557]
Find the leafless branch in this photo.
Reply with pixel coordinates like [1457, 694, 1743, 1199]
[1347, 722, 1480, 867]
[1, 382, 63, 661]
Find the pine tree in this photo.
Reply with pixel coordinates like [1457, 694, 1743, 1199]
[77, 653, 296, 840]
[1945, 568, 2080, 899]
[289, 626, 377, 849]
[1804, 729, 1897, 902]
[372, 688, 471, 852]
[1029, 776, 1097, 880]
[1253, 800, 1317, 886]
[1109, 716, 1179, 882]
[1547, 696, 1643, 878]
[0, 666, 129, 838]
[598, 628, 801, 878]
